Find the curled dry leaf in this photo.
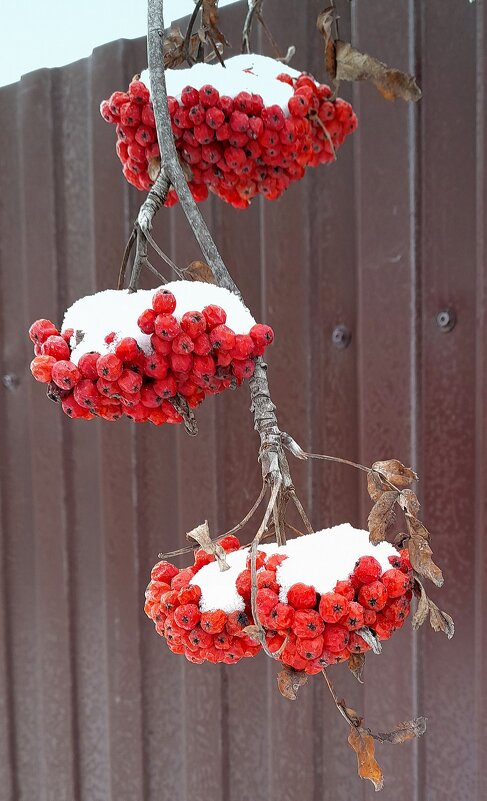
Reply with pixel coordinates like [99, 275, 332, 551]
[202, 0, 228, 46]
[186, 521, 230, 571]
[368, 490, 398, 544]
[375, 716, 427, 744]
[242, 624, 264, 644]
[372, 459, 418, 489]
[348, 726, 384, 791]
[399, 488, 420, 517]
[183, 260, 217, 284]
[407, 518, 443, 587]
[412, 578, 454, 638]
[357, 627, 382, 654]
[335, 41, 422, 102]
[348, 653, 366, 684]
[148, 157, 161, 182]
[277, 666, 308, 700]
[367, 470, 390, 502]
[316, 7, 336, 78]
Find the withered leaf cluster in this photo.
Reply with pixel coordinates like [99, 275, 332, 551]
[365, 457, 453, 643]
[161, 1, 228, 69]
[316, 7, 422, 101]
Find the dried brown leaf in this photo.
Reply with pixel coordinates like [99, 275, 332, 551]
[412, 578, 454, 638]
[406, 515, 430, 542]
[148, 157, 161, 182]
[184, 260, 217, 284]
[348, 653, 365, 683]
[411, 579, 430, 630]
[408, 531, 443, 587]
[399, 488, 420, 517]
[376, 717, 427, 744]
[242, 624, 263, 643]
[202, 0, 228, 45]
[316, 7, 337, 81]
[277, 666, 308, 700]
[335, 41, 422, 102]
[368, 490, 398, 544]
[348, 727, 384, 791]
[428, 600, 455, 639]
[372, 459, 419, 489]
[186, 521, 229, 571]
[357, 627, 382, 654]
[367, 470, 389, 502]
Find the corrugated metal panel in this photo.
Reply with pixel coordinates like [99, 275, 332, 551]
[0, 1, 484, 799]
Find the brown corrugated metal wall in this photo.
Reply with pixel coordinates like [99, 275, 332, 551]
[0, 0, 485, 799]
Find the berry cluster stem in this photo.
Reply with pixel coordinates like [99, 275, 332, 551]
[146, 0, 294, 519]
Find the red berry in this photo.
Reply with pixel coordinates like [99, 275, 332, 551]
[73, 378, 99, 408]
[249, 323, 274, 349]
[143, 353, 168, 379]
[180, 311, 206, 339]
[154, 314, 180, 340]
[288, 93, 309, 117]
[266, 553, 288, 571]
[135, 124, 155, 145]
[193, 332, 211, 355]
[363, 609, 377, 626]
[30, 355, 56, 383]
[29, 319, 58, 344]
[218, 534, 240, 552]
[96, 377, 120, 398]
[206, 107, 225, 129]
[120, 102, 141, 127]
[170, 352, 193, 373]
[261, 105, 285, 131]
[231, 359, 255, 381]
[200, 610, 226, 634]
[115, 337, 140, 362]
[97, 354, 123, 381]
[138, 309, 156, 334]
[153, 375, 177, 399]
[51, 360, 81, 389]
[152, 289, 177, 314]
[296, 634, 324, 660]
[236, 569, 251, 601]
[381, 568, 410, 598]
[234, 92, 253, 114]
[358, 580, 388, 611]
[174, 603, 201, 630]
[172, 333, 194, 355]
[151, 560, 179, 585]
[193, 355, 216, 378]
[383, 596, 410, 625]
[353, 555, 382, 585]
[334, 579, 355, 601]
[256, 588, 279, 617]
[160, 589, 179, 612]
[287, 583, 317, 610]
[292, 609, 324, 638]
[181, 86, 199, 107]
[343, 601, 365, 631]
[42, 335, 70, 361]
[256, 570, 279, 594]
[322, 623, 350, 653]
[319, 592, 350, 623]
[76, 352, 100, 380]
[199, 85, 220, 108]
[129, 80, 150, 104]
[140, 385, 162, 408]
[209, 324, 236, 351]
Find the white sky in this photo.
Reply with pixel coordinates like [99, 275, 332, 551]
[0, 0, 239, 88]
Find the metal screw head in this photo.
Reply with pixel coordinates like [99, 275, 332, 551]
[332, 325, 351, 349]
[436, 308, 456, 333]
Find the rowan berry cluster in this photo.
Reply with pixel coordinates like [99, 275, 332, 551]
[145, 541, 412, 671]
[100, 68, 357, 208]
[29, 288, 274, 424]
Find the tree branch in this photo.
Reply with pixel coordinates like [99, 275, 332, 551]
[146, 0, 295, 506]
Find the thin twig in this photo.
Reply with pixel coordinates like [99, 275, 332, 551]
[289, 489, 314, 534]
[144, 229, 185, 278]
[118, 227, 137, 289]
[183, 0, 203, 65]
[308, 109, 337, 161]
[242, 0, 263, 53]
[257, 11, 282, 58]
[322, 669, 359, 729]
[249, 479, 282, 658]
[225, 483, 268, 536]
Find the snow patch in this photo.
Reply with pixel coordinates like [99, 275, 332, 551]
[140, 53, 301, 110]
[62, 281, 255, 364]
[190, 525, 399, 613]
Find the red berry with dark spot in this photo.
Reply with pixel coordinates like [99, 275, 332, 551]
[174, 603, 201, 630]
[343, 601, 365, 631]
[152, 289, 177, 314]
[97, 354, 123, 381]
[358, 580, 388, 611]
[381, 568, 410, 598]
[319, 592, 350, 623]
[296, 634, 324, 660]
[322, 623, 350, 653]
[29, 319, 59, 344]
[137, 308, 156, 334]
[154, 314, 180, 340]
[292, 609, 324, 638]
[52, 360, 81, 389]
[200, 610, 227, 634]
[353, 555, 382, 585]
[287, 583, 317, 610]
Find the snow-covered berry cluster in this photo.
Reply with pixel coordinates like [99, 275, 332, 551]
[29, 282, 273, 424]
[145, 526, 412, 672]
[100, 54, 357, 208]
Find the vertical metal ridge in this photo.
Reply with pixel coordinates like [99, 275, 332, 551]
[474, 1, 485, 798]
